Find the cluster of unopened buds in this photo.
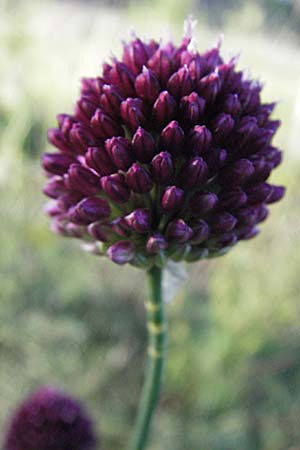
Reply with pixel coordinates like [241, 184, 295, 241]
[42, 22, 285, 268]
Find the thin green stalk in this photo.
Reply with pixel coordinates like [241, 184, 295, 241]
[130, 266, 167, 450]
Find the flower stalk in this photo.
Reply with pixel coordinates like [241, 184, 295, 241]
[131, 266, 166, 450]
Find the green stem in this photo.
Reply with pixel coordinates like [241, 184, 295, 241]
[130, 266, 167, 450]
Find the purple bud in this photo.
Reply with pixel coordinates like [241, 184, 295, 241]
[160, 120, 185, 154]
[109, 62, 135, 97]
[80, 76, 104, 102]
[75, 97, 98, 126]
[69, 123, 94, 154]
[167, 66, 193, 98]
[44, 201, 63, 217]
[205, 148, 228, 175]
[187, 125, 212, 155]
[100, 84, 123, 119]
[219, 159, 255, 186]
[240, 84, 260, 113]
[256, 205, 269, 222]
[107, 241, 135, 264]
[132, 127, 157, 163]
[111, 216, 132, 237]
[203, 46, 223, 69]
[256, 103, 276, 126]
[57, 192, 82, 211]
[197, 72, 220, 103]
[147, 48, 173, 86]
[214, 231, 238, 249]
[211, 113, 234, 142]
[105, 136, 132, 171]
[100, 173, 130, 203]
[218, 188, 248, 210]
[135, 67, 161, 103]
[65, 222, 85, 238]
[85, 146, 115, 176]
[120, 98, 147, 132]
[125, 208, 151, 233]
[249, 157, 273, 183]
[69, 197, 110, 224]
[66, 164, 99, 196]
[223, 94, 241, 117]
[190, 219, 210, 244]
[146, 233, 168, 254]
[41, 153, 76, 176]
[246, 182, 273, 205]
[47, 128, 70, 152]
[166, 219, 193, 243]
[210, 212, 237, 233]
[238, 225, 260, 240]
[189, 192, 218, 216]
[152, 91, 177, 128]
[179, 92, 206, 125]
[235, 206, 259, 226]
[161, 186, 185, 213]
[87, 222, 109, 242]
[151, 151, 173, 185]
[266, 185, 285, 204]
[123, 38, 150, 74]
[43, 176, 66, 199]
[126, 163, 153, 193]
[91, 109, 124, 140]
[179, 156, 208, 189]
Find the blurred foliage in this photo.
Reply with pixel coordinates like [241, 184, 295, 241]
[1, 1, 300, 450]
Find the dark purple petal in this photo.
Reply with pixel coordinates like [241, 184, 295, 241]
[189, 192, 218, 216]
[120, 98, 147, 132]
[210, 212, 237, 233]
[42, 153, 76, 176]
[65, 164, 99, 196]
[105, 136, 132, 170]
[187, 125, 212, 155]
[90, 109, 124, 139]
[151, 151, 174, 185]
[167, 66, 193, 98]
[85, 146, 115, 176]
[126, 163, 153, 193]
[161, 186, 185, 213]
[132, 127, 157, 163]
[135, 67, 161, 103]
[179, 156, 208, 189]
[152, 91, 177, 128]
[100, 173, 130, 203]
[160, 120, 185, 154]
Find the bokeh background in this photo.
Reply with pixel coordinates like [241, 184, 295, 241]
[0, 0, 299, 449]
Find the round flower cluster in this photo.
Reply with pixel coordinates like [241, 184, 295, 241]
[42, 23, 285, 267]
[4, 387, 97, 450]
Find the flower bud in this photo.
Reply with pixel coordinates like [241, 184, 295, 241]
[256, 103, 276, 126]
[105, 136, 132, 171]
[197, 72, 220, 102]
[218, 188, 247, 210]
[166, 219, 193, 243]
[205, 148, 227, 175]
[100, 84, 123, 119]
[211, 113, 234, 142]
[189, 192, 218, 216]
[179, 92, 206, 125]
[44, 201, 63, 217]
[160, 120, 185, 154]
[223, 93, 241, 117]
[179, 157, 208, 189]
[187, 125, 212, 155]
[57, 192, 82, 211]
[190, 219, 210, 244]
[211, 212, 237, 233]
[238, 225, 260, 240]
[125, 208, 151, 233]
[152, 91, 177, 128]
[256, 204, 269, 222]
[42, 153, 76, 176]
[85, 146, 115, 176]
[107, 241, 135, 264]
[146, 233, 168, 254]
[266, 185, 285, 204]
[246, 182, 273, 205]
[80, 76, 104, 102]
[123, 38, 150, 74]
[161, 186, 185, 213]
[109, 61, 135, 97]
[100, 173, 130, 203]
[235, 206, 259, 226]
[214, 231, 238, 249]
[88, 222, 110, 241]
[47, 128, 70, 152]
[135, 67, 161, 103]
[167, 66, 193, 98]
[43, 176, 66, 199]
[69, 123, 95, 154]
[120, 98, 147, 132]
[91, 109, 124, 140]
[69, 197, 111, 224]
[75, 97, 98, 125]
[66, 164, 99, 196]
[147, 48, 173, 86]
[126, 163, 153, 193]
[132, 127, 157, 163]
[150, 151, 173, 185]
[219, 159, 254, 186]
[111, 216, 132, 237]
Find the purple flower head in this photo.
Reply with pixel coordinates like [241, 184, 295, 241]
[42, 19, 285, 266]
[4, 386, 97, 450]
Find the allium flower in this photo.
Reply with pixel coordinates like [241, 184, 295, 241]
[4, 387, 97, 450]
[42, 21, 285, 267]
